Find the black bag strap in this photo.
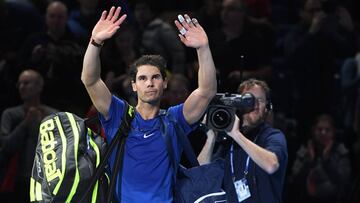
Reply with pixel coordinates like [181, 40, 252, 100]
[159, 114, 178, 182]
[80, 101, 135, 203]
[159, 110, 200, 179]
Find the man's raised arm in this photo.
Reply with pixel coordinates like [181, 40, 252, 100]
[174, 14, 217, 125]
[81, 7, 126, 119]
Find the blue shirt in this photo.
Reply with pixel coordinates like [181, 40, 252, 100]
[224, 123, 288, 203]
[99, 96, 196, 203]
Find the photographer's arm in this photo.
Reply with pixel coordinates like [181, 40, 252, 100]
[197, 128, 217, 165]
[81, 7, 126, 119]
[174, 15, 217, 125]
[227, 116, 280, 174]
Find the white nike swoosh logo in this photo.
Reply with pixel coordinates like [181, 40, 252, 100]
[143, 132, 155, 138]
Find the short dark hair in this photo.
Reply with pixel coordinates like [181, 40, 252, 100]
[130, 55, 167, 82]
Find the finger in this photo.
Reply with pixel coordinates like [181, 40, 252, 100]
[106, 6, 115, 21]
[179, 27, 187, 35]
[191, 18, 199, 27]
[100, 11, 107, 20]
[111, 7, 122, 22]
[178, 33, 186, 43]
[174, 20, 183, 30]
[177, 14, 191, 30]
[174, 20, 187, 36]
[184, 14, 194, 28]
[177, 14, 185, 23]
[114, 14, 127, 26]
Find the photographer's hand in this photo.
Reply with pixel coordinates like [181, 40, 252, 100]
[226, 116, 280, 174]
[198, 115, 217, 165]
[197, 128, 217, 165]
[227, 115, 242, 139]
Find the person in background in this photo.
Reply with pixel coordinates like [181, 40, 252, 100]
[198, 78, 288, 203]
[0, 69, 57, 203]
[288, 114, 352, 203]
[18, 1, 85, 115]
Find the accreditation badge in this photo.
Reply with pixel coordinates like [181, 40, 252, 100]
[234, 178, 251, 202]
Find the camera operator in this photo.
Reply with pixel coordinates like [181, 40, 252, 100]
[198, 78, 288, 202]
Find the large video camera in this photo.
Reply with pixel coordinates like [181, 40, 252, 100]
[206, 93, 255, 131]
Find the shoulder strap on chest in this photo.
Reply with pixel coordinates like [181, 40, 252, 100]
[80, 101, 135, 203]
[159, 110, 200, 170]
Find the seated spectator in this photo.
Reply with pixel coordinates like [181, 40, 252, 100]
[0, 69, 57, 203]
[0, 0, 44, 113]
[288, 114, 352, 203]
[18, 1, 86, 114]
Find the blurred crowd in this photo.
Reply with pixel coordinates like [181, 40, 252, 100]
[0, 0, 359, 202]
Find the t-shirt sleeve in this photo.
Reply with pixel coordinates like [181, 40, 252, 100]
[98, 95, 125, 142]
[265, 130, 288, 168]
[167, 104, 198, 136]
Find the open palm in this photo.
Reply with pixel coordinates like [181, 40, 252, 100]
[174, 14, 208, 49]
[92, 6, 127, 43]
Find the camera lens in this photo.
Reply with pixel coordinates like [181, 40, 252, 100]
[209, 107, 232, 129]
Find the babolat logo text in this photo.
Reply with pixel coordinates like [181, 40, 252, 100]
[39, 119, 61, 182]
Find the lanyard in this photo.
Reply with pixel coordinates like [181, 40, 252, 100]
[230, 135, 259, 181]
[230, 144, 250, 180]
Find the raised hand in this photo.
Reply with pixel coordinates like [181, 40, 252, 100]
[174, 14, 208, 49]
[91, 6, 127, 44]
